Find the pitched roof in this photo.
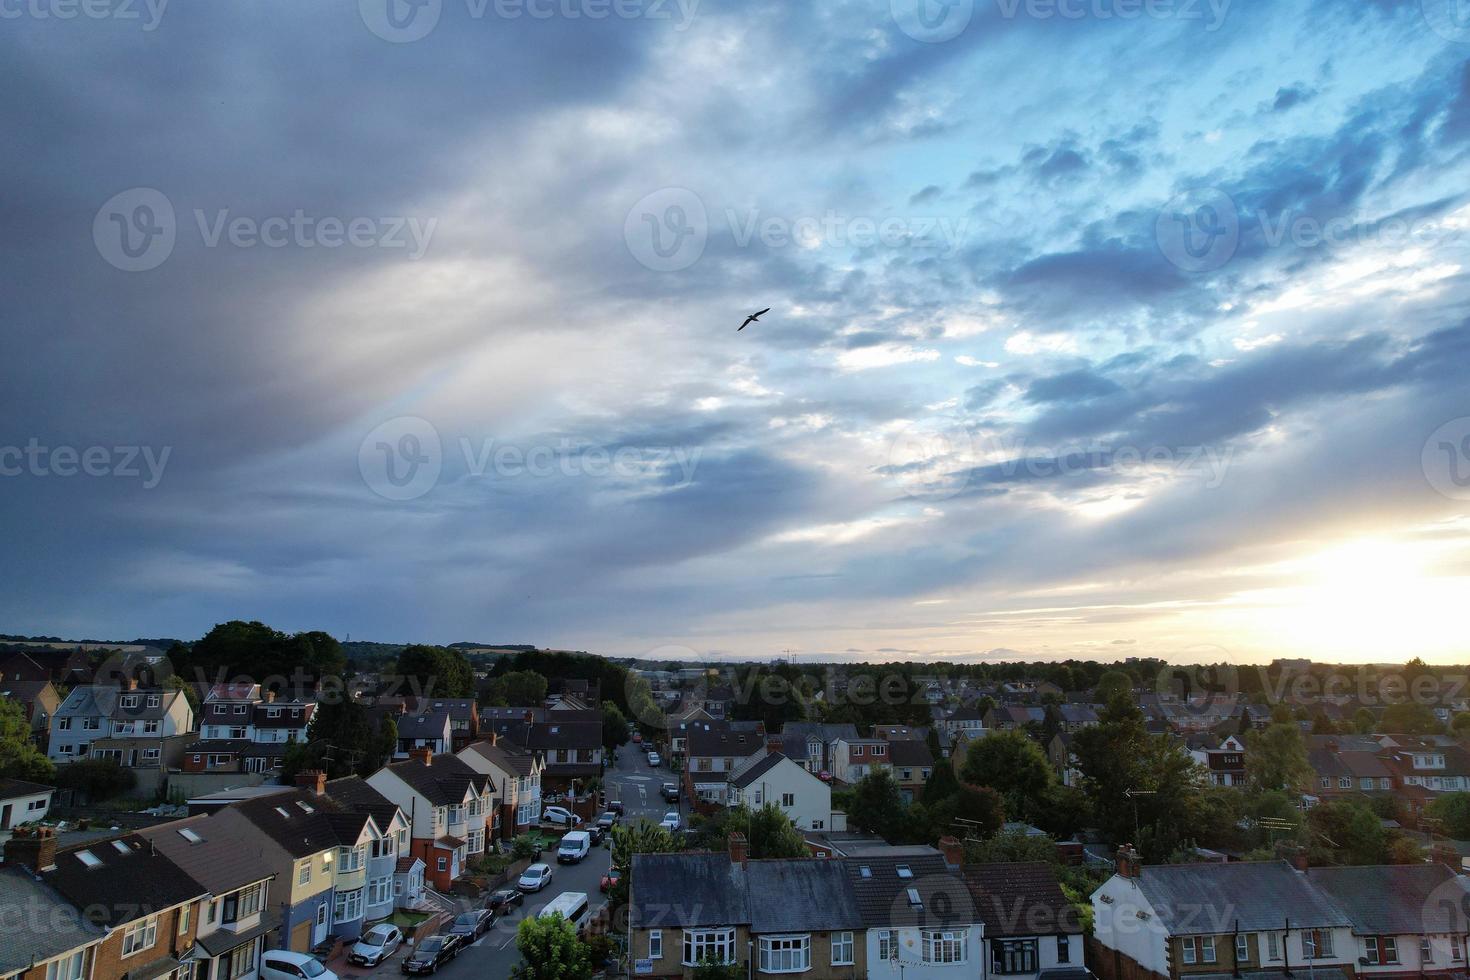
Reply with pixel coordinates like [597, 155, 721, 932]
[1308, 864, 1470, 934]
[0, 865, 104, 975]
[460, 740, 540, 776]
[962, 862, 1081, 937]
[746, 860, 864, 932]
[134, 816, 277, 895]
[1135, 861, 1351, 934]
[226, 789, 352, 858]
[0, 776, 55, 799]
[888, 739, 934, 768]
[730, 752, 788, 788]
[396, 710, 453, 739]
[45, 834, 205, 927]
[844, 853, 974, 928]
[380, 753, 489, 805]
[687, 726, 765, 758]
[781, 722, 860, 742]
[324, 775, 403, 829]
[630, 853, 749, 928]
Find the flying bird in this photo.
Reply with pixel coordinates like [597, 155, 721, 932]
[737, 308, 771, 331]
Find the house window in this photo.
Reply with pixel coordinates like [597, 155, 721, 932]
[832, 932, 854, 966]
[316, 903, 328, 927]
[782, 793, 795, 807]
[368, 875, 392, 905]
[121, 696, 139, 708]
[1304, 930, 1334, 959]
[1366, 937, 1398, 965]
[682, 929, 736, 966]
[1182, 937, 1216, 965]
[28, 798, 46, 811]
[759, 935, 810, 973]
[179, 903, 190, 935]
[223, 883, 264, 923]
[1421, 938, 1433, 964]
[437, 857, 447, 872]
[924, 930, 969, 965]
[226, 944, 254, 979]
[1452, 935, 1464, 961]
[878, 930, 900, 962]
[333, 888, 363, 923]
[147, 696, 160, 708]
[1058, 935, 1071, 963]
[1267, 933, 1281, 961]
[46, 950, 86, 980]
[648, 930, 662, 959]
[234, 705, 247, 714]
[299, 863, 311, 885]
[1339, 776, 1351, 789]
[58, 718, 72, 731]
[121, 918, 158, 957]
[143, 721, 160, 734]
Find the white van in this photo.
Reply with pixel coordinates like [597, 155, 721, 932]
[556, 830, 592, 864]
[538, 891, 591, 934]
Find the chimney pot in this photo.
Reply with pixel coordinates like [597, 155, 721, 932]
[265, 690, 277, 703]
[295, 770, 327, 796]
[4, 825, 59, 872]
[1116, 844, 1142, 878]
[728, 832, 749, 867]
[938, 835, 964, 869]
[411, 746, 433, 766]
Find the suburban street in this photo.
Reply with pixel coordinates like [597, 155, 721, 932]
[419, 744, 684, 977]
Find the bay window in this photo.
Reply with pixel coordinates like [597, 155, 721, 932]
[759, 935, 810, 973]
[923, 930, 968, 964]
[682, 929, 736, 966]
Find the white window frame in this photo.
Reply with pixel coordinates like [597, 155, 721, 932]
[299, 862, 311, 885]
[682, 928, 736, 966]
[648, 930, 663, 960]
[46, 950, 86, 980]
[758, 935, 811, 974]
[121, 917, 158, 958]
[923, 929, 969, 965]
[831, 931, 854, 966]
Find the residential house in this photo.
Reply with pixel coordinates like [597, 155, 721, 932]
[0, 674, 61, 745]
[1187, 735, 1247, 788]
[457, 739, 544, 841]
[134, 817, 278, 980]
[954, 846, 1085, 980]
[0, 777, 54, 830]
[48, 684, 194, 794]
[1046, 704, 1100, 733]
[0, 649, 91, 688]
[775, 722, 857, 776]
[1381, 739, 1470, 796]
[886, 739, 934, 803]
[1048, 734, 1081, 788]
[184, 685, 313, 776]
[685, 727, 767, 806]
[493, 718, 601, 792]
[322, 776, 412, 921]
[394, 710, 453, 759]
[1308, 737, 1395, 801]
[831, 738, 890, 785]
[0, 856, 105, 980]
[984, 705, 1047, 732]
[941, 705, 986, 740]
[1091, 849, 1355, 980]
[1307, 864, 1470, 978]
[848, 851, 983, 980]
[5, 826, 209, 980]
[628, 835, 866, 979]
[413, 699, 479, 752]
[366, 748, 493, 891]
[727, 752, 833, 831]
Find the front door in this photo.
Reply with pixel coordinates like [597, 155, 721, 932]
[1, 803, 12, 829]
[128, 749, 139, 766]
[312, 902, 329, 945]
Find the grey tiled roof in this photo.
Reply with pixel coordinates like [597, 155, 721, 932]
[0, 866, 104, 976]
[630, 853, 749, 928]
[844, 853, 974, 928]
[1308, 864, 1470, 935]
[1136, 861, 1351, 934]
[134, 816, 277, 895]
[747, 860, 863, 932]
[962, 862, 1081, 937]
[729, 752, 786, 788]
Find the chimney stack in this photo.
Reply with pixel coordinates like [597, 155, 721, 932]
[938, 835, 964, 870]
[411, 746, 434, 766]
[728, 832, 749, 867]
[4, 825, 59, 873]
[295, 770, 327, 796]
[1116, 844, 1142, 878]
[1276, 841, 1308, 872]
[265, 690, 277, 703]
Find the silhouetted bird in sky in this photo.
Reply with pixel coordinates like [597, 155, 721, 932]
[738, 308, 770, 331]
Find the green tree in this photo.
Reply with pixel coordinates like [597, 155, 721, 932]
[395, 645, 474, 698]
[183, 621, 345, 687]
[1426, 793, 1470, 839]
[921, 757, 960, 805]
[740, 803, 811, 859]
[1095, 671, 1133, 704]
[510, 914, 592, 980]
[53, 758, 134, 801]
[483, 670, 549, 707]
[1245, 722, 1313, 794]
[1381, 701, 1443, 735]
[964, 827, 1056, 863]
[0, 699, 54, 783]
[1308, 799, 1387, 866]
[1452, 713, 1470, 736]
[926, 783, 1005, 841]
[960, 729, 1055, 822]
[691, 962, 744, 980]
[847, 769, 907, 842]
[601, 701, 630, 752]
[1353, 708, 1377, 734]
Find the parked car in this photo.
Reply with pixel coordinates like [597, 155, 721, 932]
[447, 909, 493, 943]
[607, 799, 625, 815]
[818, 770, 832, 782]
[660, 811, 681, 831]
[646, 751, 661, 766]
[486, 887, 524, 914]
[518, 862, 554, 892]
[660, 783, 680, 803]
[262, 952, 335, 980]
[596, 811, 618, 832]
[348, 924, 403, 966]
[401, 935, 456, 975]
[557, 830, 592, 864]
[542, 805, 580, 827]
[632, 732, 643, 744]
[600, 868, 623, 892]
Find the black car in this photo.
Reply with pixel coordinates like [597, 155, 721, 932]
[596, 811, 618, 832]
[447, 910, 493, 943]
[661, 783, 680, 803]
[401, 935, 457, 975]
[486, 888, 523, 914]
[607, 800, 625, 815]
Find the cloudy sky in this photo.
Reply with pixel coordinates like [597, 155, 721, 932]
[4, 0, 1470, 664]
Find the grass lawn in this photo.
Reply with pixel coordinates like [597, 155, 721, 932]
[388, 910, 433, 931]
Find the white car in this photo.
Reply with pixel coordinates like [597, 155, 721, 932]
[348, 924, 402, 966]
[646, 751, 661, 766]
[542, 805, 579, 827]
[660, 811, 680, 831]
[260, 951, 335, 980]
[518, 863, 554, 892]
